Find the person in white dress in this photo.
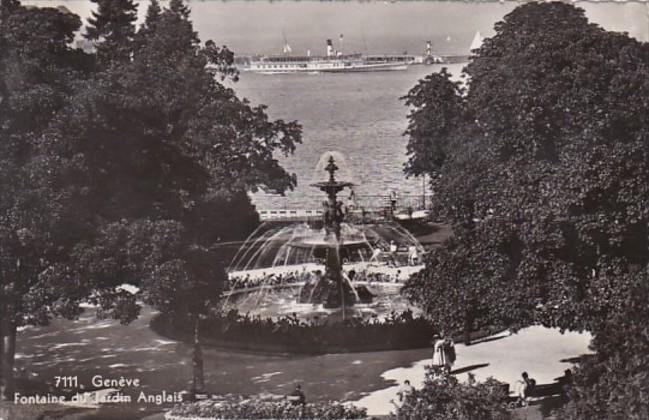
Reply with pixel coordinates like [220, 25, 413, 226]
[408, 245, 419, 265]
[432, 335, 455, 374]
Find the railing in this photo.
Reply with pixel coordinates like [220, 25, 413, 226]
[257, 194, 430, 222]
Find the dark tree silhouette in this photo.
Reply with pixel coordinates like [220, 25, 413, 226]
[85, 0, 138, 64]
[402, 3, 649, 417]
[0, 1, 89, 399]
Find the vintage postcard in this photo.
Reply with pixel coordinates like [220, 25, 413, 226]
[1, 1, 647, 419]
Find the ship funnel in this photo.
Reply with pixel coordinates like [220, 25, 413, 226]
[326, 39, 334, 57]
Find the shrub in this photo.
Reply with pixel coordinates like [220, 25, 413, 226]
[168, 397, 368, 419]
[391, 368, 511, 420]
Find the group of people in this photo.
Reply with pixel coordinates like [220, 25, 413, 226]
[347, 268, 406, 284]
[431, 334, 456, 374]
[368, 241, 421, 267]
[225, 269, 322, 291]
[226, 267, 410, 292]
[287, 338, 573, 412]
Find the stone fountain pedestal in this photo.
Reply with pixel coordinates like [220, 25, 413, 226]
[293, 239, 373, 307]
[297, 154, 375, 309]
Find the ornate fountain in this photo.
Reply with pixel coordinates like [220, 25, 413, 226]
[296, 156, 373, 308]
[224, 151, 425, 321]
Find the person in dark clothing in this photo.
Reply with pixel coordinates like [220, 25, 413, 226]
[515, 371, 536, 406]
[288, 384, 306, 405]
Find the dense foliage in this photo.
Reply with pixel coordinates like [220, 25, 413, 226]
[402, 2, 649, 417]
[0, 0, 91, 397]
[0, 0, 301, 399]
[402, 68, 466, 178]
[153, 309, 436, 353]
[391, 369, 511, 420]
[560, 272, 649, 419]
[168, 398, 367, 420]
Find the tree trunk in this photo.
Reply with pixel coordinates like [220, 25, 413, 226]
[0, 315, 16, 401]
[464, 311, 473, 346]
[191, 317, 204, 394]
[0, 306, 3, 396]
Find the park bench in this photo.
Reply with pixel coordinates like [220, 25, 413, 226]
[527, 382, 564, 398]
[506, 380, 567, 408]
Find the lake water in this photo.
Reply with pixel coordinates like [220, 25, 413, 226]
[230, 63, 466, 210]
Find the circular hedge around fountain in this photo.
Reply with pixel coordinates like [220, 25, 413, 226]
[151, 309, 437, 354]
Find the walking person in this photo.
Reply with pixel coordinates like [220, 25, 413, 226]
[390, 190, 398, 214]
[432, 333, 456, 374]
[408, 245, 419, 266]
[389, 240, 398, 266]
[432, 334, 450, 374]
[444, 337, 456, 373]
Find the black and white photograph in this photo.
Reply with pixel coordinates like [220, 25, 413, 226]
[0, 0, 648, 419]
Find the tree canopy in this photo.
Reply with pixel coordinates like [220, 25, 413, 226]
[0, 1, 91, 398]
[402, 68, 466, 178]
[402, 2, 649, 417]
[85, 0, 138, 64]
[0, 0, 301, 399]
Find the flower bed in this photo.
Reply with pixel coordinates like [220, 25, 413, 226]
[151, 309, 436, 354]
[166, 398, 368, 420]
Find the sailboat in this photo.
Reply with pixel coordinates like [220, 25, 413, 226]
[469, 30, 483, 52]
[282, 31, 292, 54]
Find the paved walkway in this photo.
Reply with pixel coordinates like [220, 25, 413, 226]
[354, 326, 592, 416]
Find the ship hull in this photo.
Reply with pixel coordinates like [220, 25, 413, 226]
[319, 63, 408, 73]
[241, 60, 408, 74]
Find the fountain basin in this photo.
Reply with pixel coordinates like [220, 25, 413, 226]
[223, 262, 424, 322]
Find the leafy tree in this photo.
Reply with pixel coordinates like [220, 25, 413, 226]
[402, 68, 466, 178]
[403, 3, 649, 417]
[78, 219, 225, 392]
[559, 270, 649, 420]
[0, 0, 301, 399]
[391, 368, 511, 420]
[143, 246, 225, 393]
[402, 220, 539, 344]
[42, 0, 298, 394]
[50, 0, 298, 223]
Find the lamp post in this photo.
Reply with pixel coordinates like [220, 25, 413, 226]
[422, 173, 426, 209]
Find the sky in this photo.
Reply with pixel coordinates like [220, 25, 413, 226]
[22, 0, 649, 55]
